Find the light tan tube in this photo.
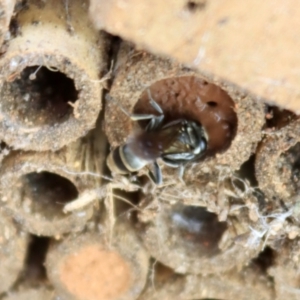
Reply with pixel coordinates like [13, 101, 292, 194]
[0, 121, 107, 236]
[0, 210, 28, 293]
[0, 0, 107, 150]
[46, 222, 149, 300]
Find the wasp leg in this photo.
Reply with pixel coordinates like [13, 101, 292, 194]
[147, 89, 163, 114]
[178, 164, 186, 185]
[162, 152, 195, 161]
[106, 93, 164, 129]
[147, 161, 163, 185]
[130, 113, 164, 132]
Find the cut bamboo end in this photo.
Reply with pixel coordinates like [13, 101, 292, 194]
[2, 287, 54, 300]
[268, 242, 300, 300]
[46, 222, 149, 300]
[139, 263, 274, 300]
[0, 116, 107, 236]
[105, 43, 265, 179]
[256, 118, 300, 204]
[0, 0, 107, 151]
[137, 202, 261, 275]
[0, 0, 15, 47]
[0, 210, 28, 293]
[0, 152, 96, 236]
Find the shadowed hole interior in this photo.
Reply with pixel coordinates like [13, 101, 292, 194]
[1, 66, 78, 127]
[278, 142, 300, 194]
[169, 205, 227, 256]
[185, 0, 206, 12]
[250, 246, 275, 274]
[134, 76, 238, 158]
[21, 235, 50, 283]
[265, 106, 297, 129]
[20, 171, 79, 219]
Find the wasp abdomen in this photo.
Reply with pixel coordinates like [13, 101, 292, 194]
[107, 144, 148, 174]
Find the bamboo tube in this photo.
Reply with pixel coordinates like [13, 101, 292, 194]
[105, 42, 265, 183]
[0, 0, 107, 151]
[0, 0, 15, 47]
[0, 121, 107, 236]
[2, 286, 54, 300]
[0, 210, 29, 293]
[256, 118, 300, 205]
[138, 263, 274, 300]
[46, 221, 149, 300]
[137, 201, 261, 275]
[268, 242, 300, 300]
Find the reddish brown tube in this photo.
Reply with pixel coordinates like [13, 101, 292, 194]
[105, 43, 265, 183]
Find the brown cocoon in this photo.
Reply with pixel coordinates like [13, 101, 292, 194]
[256, 118, 300, 204]
[137, 203, 261, 275]
[0, 0, 107, 151]
[0, 210, 28, 293]
[139, 263, 273, 300]
[46, 223, 149, 300]
[105, 43, 264, 179]
[0, 125, 106, 236]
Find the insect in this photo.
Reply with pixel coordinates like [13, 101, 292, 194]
[106, 91, 208, 184]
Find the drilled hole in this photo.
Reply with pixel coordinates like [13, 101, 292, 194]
[169, 205, 227, 256]
[207, 101, 218, 107]
[185, 0, 206, 12]
[20, 171, 79, 220]
[134, 76, 237, 157]
[1, 66, 78, 127]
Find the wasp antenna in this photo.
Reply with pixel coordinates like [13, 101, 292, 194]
[105, 94, 131, 117]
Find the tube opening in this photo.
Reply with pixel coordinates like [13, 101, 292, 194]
[169, 205, 227, 256]
[1, 66, 78, 127]
[20, 171, 79, 220]
[134, 76, 237, 158]
[278, 142, 300, 194]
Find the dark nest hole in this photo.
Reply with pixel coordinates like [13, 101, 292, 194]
[278, 142, 300, 194]
[21, 235, 50, 284]
[133, 76, 238, 159]
[20, 171, 79, 220]
[265, 106, 297, 130]
[250, 246, 275, 274]
[1, 66, 78, 127]
[169, 205, 227, 256]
